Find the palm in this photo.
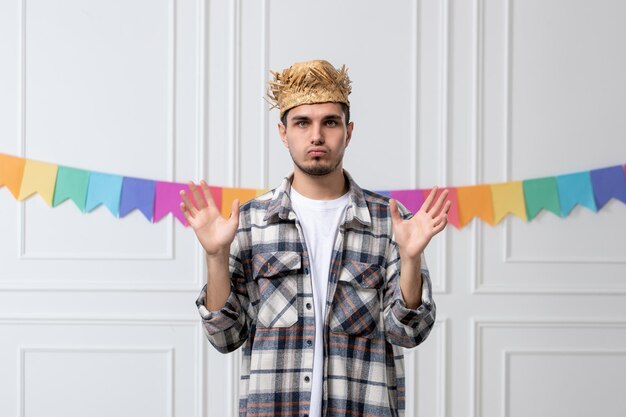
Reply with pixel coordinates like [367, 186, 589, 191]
[390, 188, 450, 260]
[180, 181, 240, 255]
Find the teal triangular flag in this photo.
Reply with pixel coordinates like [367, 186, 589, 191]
[523, 177, 561, 220]
[556, 171, 597, 216]
[52, 166, 90, 211]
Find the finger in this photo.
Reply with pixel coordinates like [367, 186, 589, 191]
[200, 180, 217, 209]
[420, 187, 438, 213]
[432, 201, 452, 226]
[180, 202, 193, 222]
[433, 208, 448, 228]
[189, 181, 206, 209]
[229, 199, 240, 225]
[430, 191, 450, 216]
[180, 190, 198, 215]
[389, 199, 403, 224]
[433, 215, 448, 234]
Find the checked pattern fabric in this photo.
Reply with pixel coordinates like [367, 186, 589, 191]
[196, 171, 436, 417]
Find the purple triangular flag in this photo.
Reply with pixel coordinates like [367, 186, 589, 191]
[154, 181, 191, 226]
[589, 165, 626, 209]
[119, 177, 156, 221]
[390, 189, 426, 214]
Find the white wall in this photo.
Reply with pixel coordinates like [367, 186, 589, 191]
[1, 0, 625, 416]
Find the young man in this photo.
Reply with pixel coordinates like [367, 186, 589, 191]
[181, 60, 450, 417]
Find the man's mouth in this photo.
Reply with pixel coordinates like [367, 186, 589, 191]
[308, 149, 327, 157]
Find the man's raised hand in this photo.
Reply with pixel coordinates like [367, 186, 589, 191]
[389, 187, 451, 261]
[180, 180, 240, 256]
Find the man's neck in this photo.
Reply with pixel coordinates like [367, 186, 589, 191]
[291, 167, 349, 200]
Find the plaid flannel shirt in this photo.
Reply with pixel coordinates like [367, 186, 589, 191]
[196, 171, 436, 417]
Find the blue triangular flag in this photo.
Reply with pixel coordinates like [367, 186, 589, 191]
[556, 171, 597, 216]
[86, 172, 123, 216]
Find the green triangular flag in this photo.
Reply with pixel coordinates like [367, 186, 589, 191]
[522, 177, 561, 221]
[52, 166, 91, 212]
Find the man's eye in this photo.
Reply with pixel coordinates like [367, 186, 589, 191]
[296, 121, 308, 127]
[325, 120, 337, 127]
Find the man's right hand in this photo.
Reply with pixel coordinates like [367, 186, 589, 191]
[180, 180, 240, 257]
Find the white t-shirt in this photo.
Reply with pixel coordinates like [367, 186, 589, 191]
[290, 186, 350, 417]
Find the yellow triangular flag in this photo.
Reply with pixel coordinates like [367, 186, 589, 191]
[18, 159, 59, 206]
[490, 181, 527, 224]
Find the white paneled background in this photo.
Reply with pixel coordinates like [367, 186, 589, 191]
[1, 0, 625, 416]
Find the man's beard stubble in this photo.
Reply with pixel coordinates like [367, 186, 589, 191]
[291, 150, 344, 177]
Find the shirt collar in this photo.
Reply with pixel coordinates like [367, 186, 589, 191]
[263, 170, 372, 227]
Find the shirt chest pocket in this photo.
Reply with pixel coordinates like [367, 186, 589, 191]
[252, 251, 301, 328]
[330, 261, 385, 338]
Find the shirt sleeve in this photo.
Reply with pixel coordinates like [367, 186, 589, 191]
[195, 232, 252, 354]
[382, 211, 437, 348]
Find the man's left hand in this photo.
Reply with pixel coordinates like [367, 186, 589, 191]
[390, 187, 451, 261]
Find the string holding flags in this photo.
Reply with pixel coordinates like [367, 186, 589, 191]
[1, 152, 625, 228]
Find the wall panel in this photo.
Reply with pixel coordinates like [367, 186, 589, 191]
[473, 321, 626, 417]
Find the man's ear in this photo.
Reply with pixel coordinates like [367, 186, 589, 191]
[345, 121, 354, 147]
[278, 122, 289, 148]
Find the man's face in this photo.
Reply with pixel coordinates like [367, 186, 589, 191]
[278, 102, 353, 177]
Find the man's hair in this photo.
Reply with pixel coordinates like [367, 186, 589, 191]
[281, 103, 351, 127]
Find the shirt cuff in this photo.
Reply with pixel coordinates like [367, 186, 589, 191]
[195, 285, 242, 335]
[390, 270, 435, 327]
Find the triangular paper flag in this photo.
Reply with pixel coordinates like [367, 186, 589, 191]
[491, 181, 527, 223]
[0, 153, 26, 198]
[456, 185, 495, 226]
[221, 187, 257, 218]
[523, 177, 561, 220]
[119, 177, 156, 221]
[590, 165, 626, 208]
[85, 172, 123, 215]
[390, 189, 426, 214]
[154, 181, 191, 225]
[556, 171, 597, 216]
[53, 166, 91, 211]
[18, 159, 58, 206]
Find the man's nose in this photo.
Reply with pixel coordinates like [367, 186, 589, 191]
[311, 122, 324, 144]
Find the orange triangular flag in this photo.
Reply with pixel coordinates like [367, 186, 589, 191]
[490, 181, 527, 223]
[221, 187, 258, 218]
[18, 159, 59, 206]
[0, 153, 26, 198]
[456, 185, 495, 227]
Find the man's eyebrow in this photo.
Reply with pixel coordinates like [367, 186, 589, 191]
[289, 113, 342, 123]
[290, 115, 311, 122]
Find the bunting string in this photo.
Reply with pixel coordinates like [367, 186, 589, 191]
[1, 153, 625, 228]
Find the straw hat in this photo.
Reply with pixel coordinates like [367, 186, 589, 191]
[267, 60, 352, 118]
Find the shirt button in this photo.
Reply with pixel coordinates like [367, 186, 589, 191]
[304, 267, 309, 274]
[306, 303, 312, 310]
[304, 376, 310, 383]
[306, 339, 312, 346]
